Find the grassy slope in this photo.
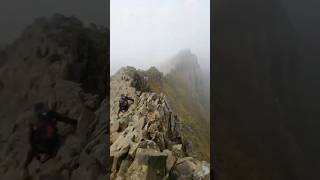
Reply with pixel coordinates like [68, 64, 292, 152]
[147, 69, 210, 161]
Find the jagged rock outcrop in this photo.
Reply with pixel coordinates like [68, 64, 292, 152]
[0, 14, 108, 180]
[156, 50, 210, 161]
[110, 67, 210, 179]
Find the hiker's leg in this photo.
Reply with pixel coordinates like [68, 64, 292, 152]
[50, 136, 60, 157]
[40, 144, 54, 163]
[40, 154, 51, 163]
[45, 136, 59, 160]
[118, 107, 126, 117]
[36, 153, 41, 161]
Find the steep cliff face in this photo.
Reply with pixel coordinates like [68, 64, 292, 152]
[110, 67, 210, 179]
[157, 50, 210, 161]
[213, 0, 305, 179]
[161, 49, 210, 115]
[0, 14, 108, 180]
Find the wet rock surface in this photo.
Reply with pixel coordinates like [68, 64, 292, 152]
[0, 14, 108, 180]
[110, 67, 210, 179]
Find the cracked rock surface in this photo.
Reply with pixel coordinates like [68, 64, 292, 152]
[110, 67, 210, 180]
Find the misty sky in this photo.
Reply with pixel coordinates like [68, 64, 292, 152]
[110, 0, 210, 75]
[0, 0, 108, 45]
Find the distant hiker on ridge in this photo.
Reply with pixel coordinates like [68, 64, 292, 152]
[117, 94, 134, 118]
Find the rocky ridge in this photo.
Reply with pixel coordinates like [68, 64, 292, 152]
[157, 50, 210, 161]
[110, 67, 210, 179]
[0, 14, 108, 180]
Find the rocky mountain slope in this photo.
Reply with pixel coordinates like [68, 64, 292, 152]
[0, 14, 108, 180]
[110, 67, 210, 179]
[157, 50, 210, 161]
[159, 49, 210, 115]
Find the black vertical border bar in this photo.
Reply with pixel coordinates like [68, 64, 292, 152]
[210, 0, 215, 179]
[106, 0, 110, 176]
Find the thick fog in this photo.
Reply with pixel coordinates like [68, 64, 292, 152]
[281, 1, 320, 178]
[213, 0, 320, 179]
[0, 0, 108, 45]
[110, 0, 210, 75]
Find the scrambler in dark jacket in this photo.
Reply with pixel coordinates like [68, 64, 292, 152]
[23, 103, 77, 178]
[117, 94, 134, 118]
